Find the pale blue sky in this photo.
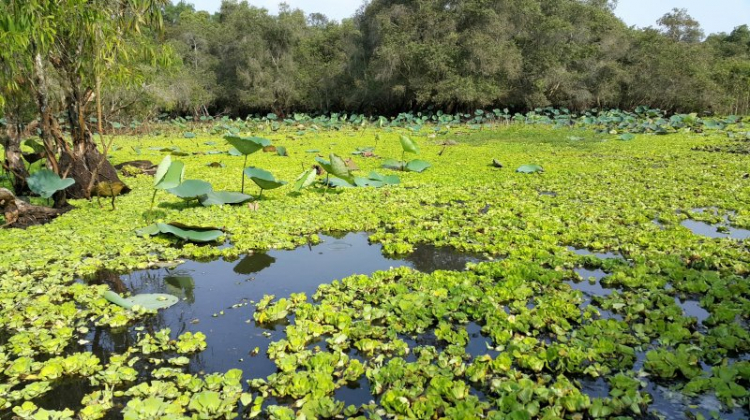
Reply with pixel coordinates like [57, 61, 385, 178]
[186, 0, 749, 35]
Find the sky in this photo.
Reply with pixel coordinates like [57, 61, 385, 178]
[186, 0, 749, 36]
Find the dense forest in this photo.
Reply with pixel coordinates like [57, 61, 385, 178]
[132, 0, 750, 118]
[2, 0, 750, 123]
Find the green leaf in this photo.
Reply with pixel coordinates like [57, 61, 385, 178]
[104, 291, 179, 310]
[153, 155, 172, 185]
[354, 177, 385, 188]
[405, 159, 431, 173]
[516, 164, 543, 174]
[137, 223, 224, 243]
[618, 133, 636, 141]
[368, 171, 400, 184]
[293, 169, 318, 192]
[382, 158, 405, 171]
[27, 169, 75, 199]
[400, 135, 420, 154]
[183, 132, 196, 138]
[329, 153, 354, 182]
[276, 146, 288, 157]
[200, 191, 253, 206]
[154, 155, 185, 189]
[243, 167, 287, 190]
[224, 135, 271, 156]
[167, 180, 213, 199]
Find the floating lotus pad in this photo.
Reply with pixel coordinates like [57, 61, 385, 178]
[382, 159, 431, 173]
[104, 290, 179, 310]
[199, 191, 253, 206]
[516, 164, 544, 174]
[137, 222, 224, 243]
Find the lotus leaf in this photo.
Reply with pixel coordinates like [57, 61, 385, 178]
[293, 168, 318, 192]
[103, 291, 179, 310]
[223, 135, 271, 155]
[243, 167, 287, 191]
[153, 155, 185, 190]
[400, 134, 420, 154]
[405, 159, 431, 173]
[27, 169, 75, 199]
[167, 180, 213, 199]
[199, 191, 253, 206]
[516, 164, 543, 173]
[136, 222, 224, 243]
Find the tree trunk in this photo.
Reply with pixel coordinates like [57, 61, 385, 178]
[57, 77, 122, 200]
[31, 52, 62, 174]
[1, 124, 30, 195]
[0, 188, 68, 228]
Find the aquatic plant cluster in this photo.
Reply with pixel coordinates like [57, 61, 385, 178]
[0, 119, 749, 419]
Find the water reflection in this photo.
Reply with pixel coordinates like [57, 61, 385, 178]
[233, 253, 276, 275]
[404, 244, 483, 273]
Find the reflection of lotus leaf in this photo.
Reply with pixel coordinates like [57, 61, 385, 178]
[165, 275, 195, 302]
[234, 253, 276, 275]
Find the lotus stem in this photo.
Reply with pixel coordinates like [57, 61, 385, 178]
[149, 189, 158, 213]
[241, 155, 248, 193]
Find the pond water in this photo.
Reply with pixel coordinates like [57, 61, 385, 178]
[81, 232, 484, 379]
[678, 208, 750, 240]
[37, 236, 744, 420]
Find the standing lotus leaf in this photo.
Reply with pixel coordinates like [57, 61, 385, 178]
[27, 169, 76, 199]
[293, 168, 318, 192]
[168, 180, 213, 199]
[224, 135, 272, 193]
[153, 155, 185, 190]
[400, 135, 420, 154]
[223, 135, 271, 155]
[243, 167, 287, 198]
[316, 153, 354, 185]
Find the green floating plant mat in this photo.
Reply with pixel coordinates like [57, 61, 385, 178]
[104, 290, 179, 310]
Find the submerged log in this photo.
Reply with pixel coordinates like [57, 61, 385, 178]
[0, 188, 69, 228]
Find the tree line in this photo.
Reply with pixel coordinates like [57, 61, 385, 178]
[146, 0, 750, 117]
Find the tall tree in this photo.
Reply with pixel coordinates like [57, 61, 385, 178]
[0, 0, 169, 201]
[657, 8, 704, 43]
